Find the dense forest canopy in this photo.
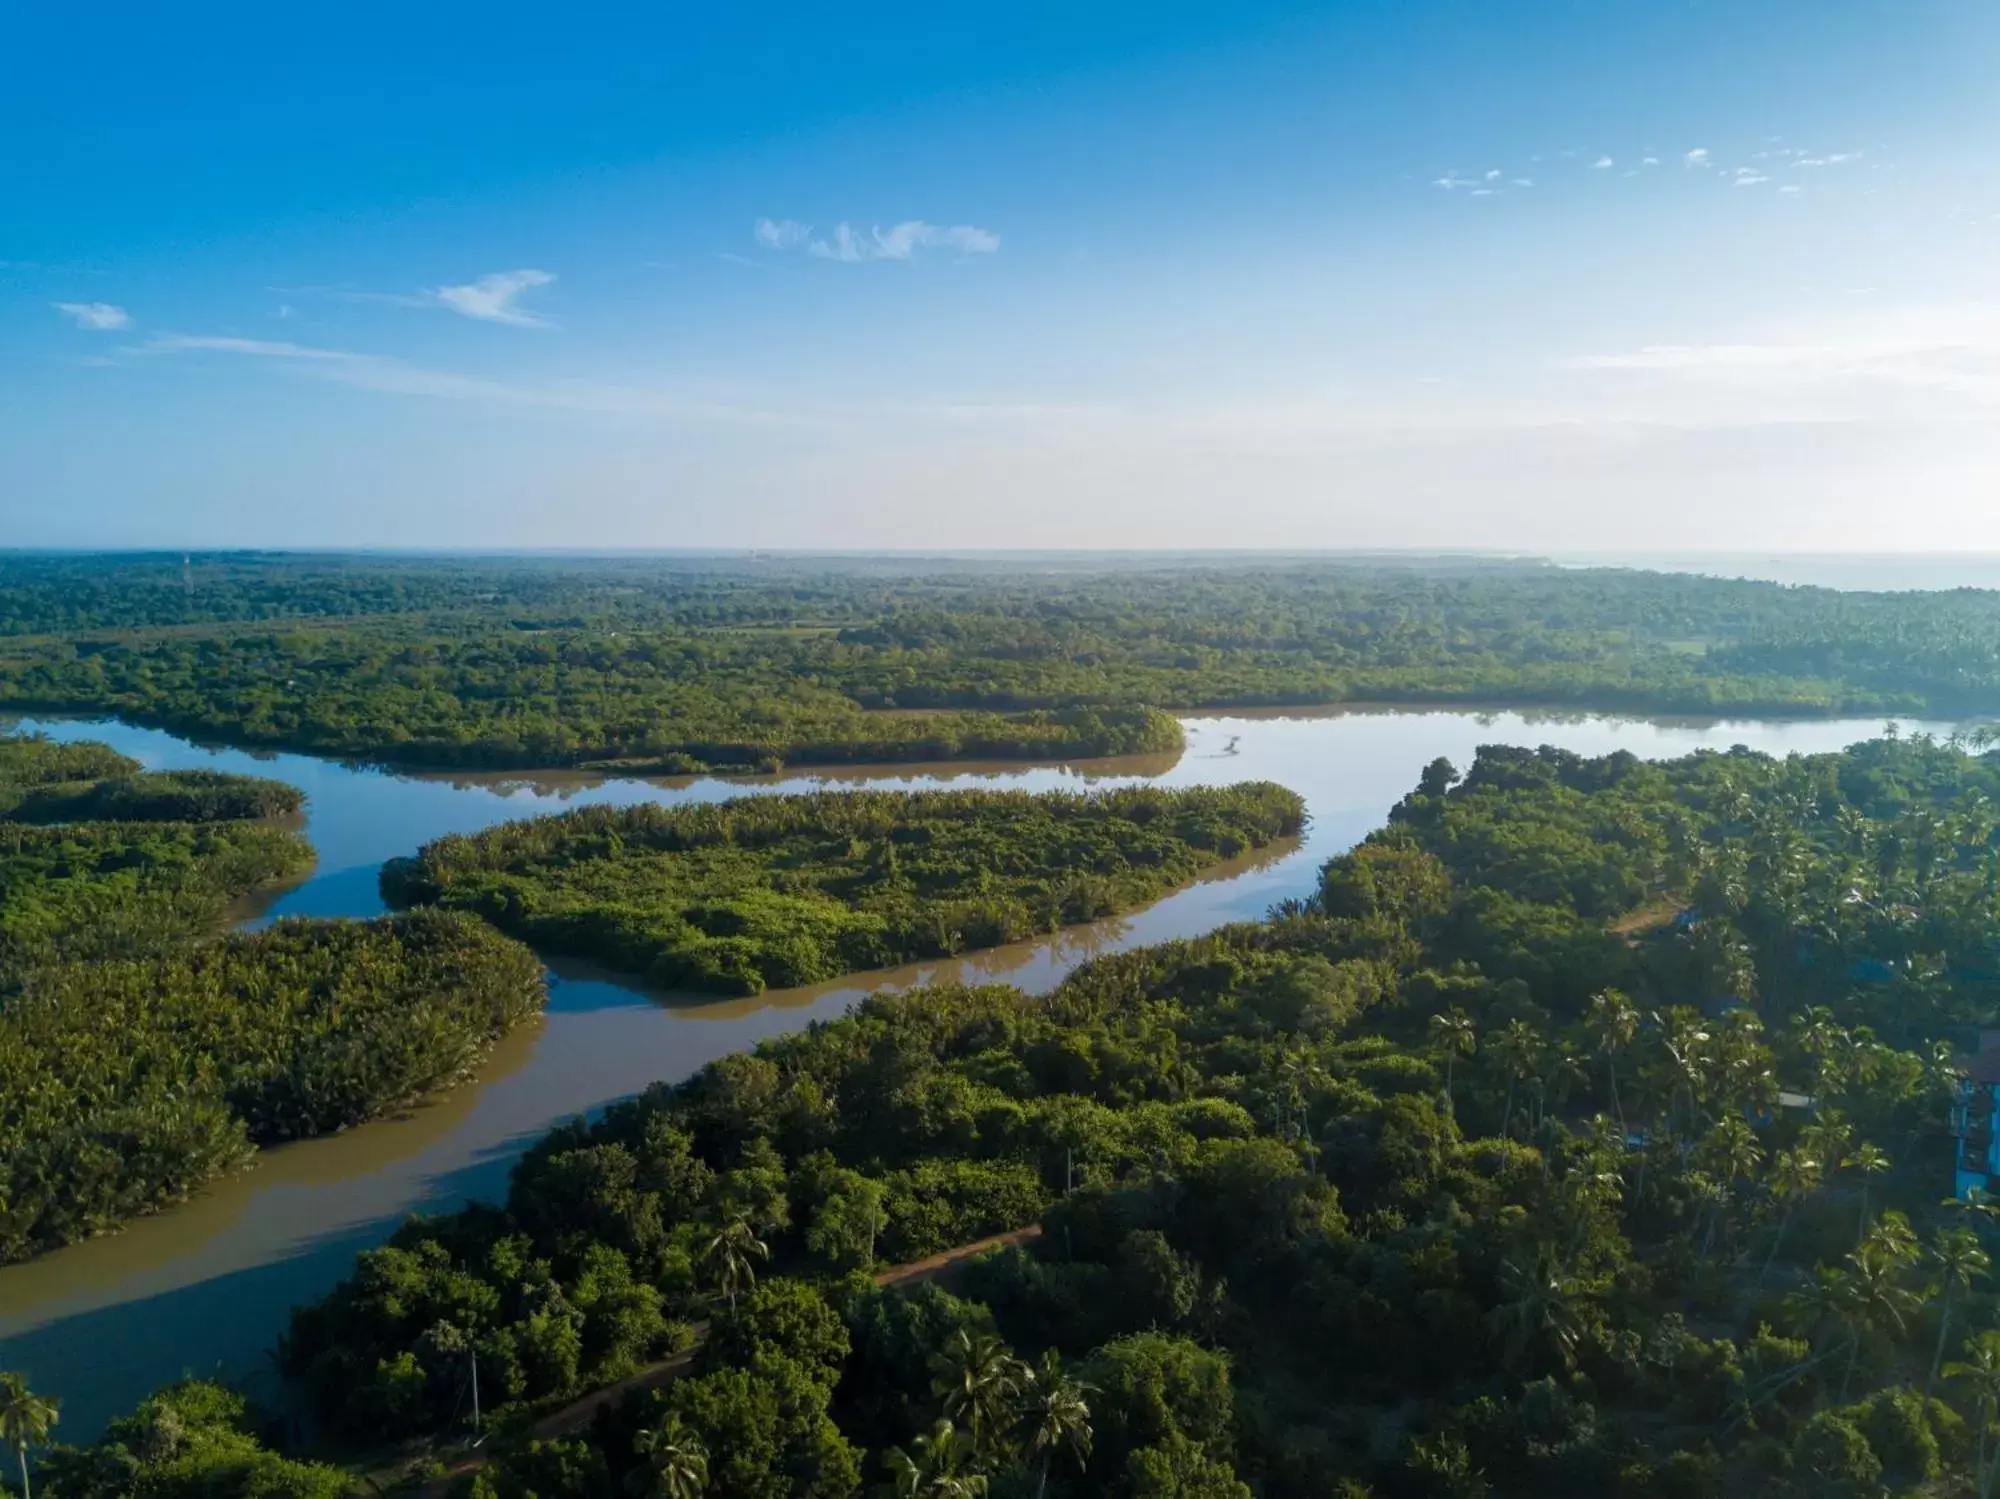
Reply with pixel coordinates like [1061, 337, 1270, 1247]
[226, 734, 2000, 1499]
[0, 730, 549, 1266]
[12, 554, 2000, 769]
[382, 783, 1306, 994]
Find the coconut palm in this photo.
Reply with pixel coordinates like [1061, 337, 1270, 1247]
[1839, 1232, 1922, 1400]
[1844, 1143, 1893, 1243]
[630, 1416, 708, 1499]
[1948, 1330, 2000, 1499]
[1584, 988, 1639, 1132]
[700, 1213, 769, 1310]
[1928, 1228, 1991, 1402]
[931, 1330, 1031, 1455]
[0, 1373, 58, 1499]
[1427, 1008, 1476, 1115]
[886, 1418, 988, 1499]
[1488, 1020, 1545, 1139]
[1488, 1255, 1592, 1374]
[1019, 1352, 1093, 1499]
[1758, 1148, 1822, 1284]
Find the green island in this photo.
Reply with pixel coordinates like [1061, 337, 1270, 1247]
[381, 783, 1306, 994]
[15, 553, 2000, 772]
[0, 731, 549, 1265]
[27, 730, 2000, 1498]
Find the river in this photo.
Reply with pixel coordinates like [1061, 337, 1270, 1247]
[0, 707, 1947, 1437]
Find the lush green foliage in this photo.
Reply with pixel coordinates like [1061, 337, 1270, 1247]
[0, 729, 548, 1267]
[276, 734, 2000, 1498]
[17, 553, 2000, 770]
[0, 818, 310, 971]
[0, 733, 309, 968]
[383, 783, 1305, 994]
[37, 1380, 348, 1498]
[2, 768, 305, 825]
[0, 909, 546, 1263]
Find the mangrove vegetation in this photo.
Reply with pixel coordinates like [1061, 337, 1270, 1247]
[382, 783, 1306, 995]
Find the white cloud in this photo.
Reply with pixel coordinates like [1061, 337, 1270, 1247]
[432, 269, 555, 326]
[1641, 156, 1660, 167]
[1470, 188, 1495, 197]
[137, 332, 811, 424]
[53, 301, 130, 330]
[1734, 172, 1770, 186]
[1797, 152, 1860, 168]
[753, 218, 809, 250]
[148, 335, 353, 359]
[1684, 147, 1710, 167]
[1511, 177, 1534, 188]
[801, 221, 1000, 262]
[1779, 184, 1802, 195]
[754, 218, 999, 260]
[1562, 306, 2000, 416]
[1484, 169, 1501, 180]
[1592, 155, 1613, 169]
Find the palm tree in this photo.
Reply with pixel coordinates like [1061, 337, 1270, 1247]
[1840, 1233, 1922, 1400]
[1584, 988, 1639, 1132]
[1488, 1255, 1591, 1374]
[1948, 1330, 2000, 1499]
[1845, 1143, 1893, 1243]
[931, 1330, 1030, 1455]
[1695, 1115, 1764, 1252]
[886, 1418, 988, 1499]
[700, 1214, 769, 1310]
[1427, 1008, 1476, 1115]
[0, 1374, 58, 1499]
[1758, 1148, 1822, 1284]
[1019, 1352, 1093, 1499]
[630, 1415, 708, 1499]
[1928, 1228, 1991, 1402]
[1489, 1020, 1545, 1139]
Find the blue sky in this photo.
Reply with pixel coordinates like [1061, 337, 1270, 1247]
[5, 0, 1998, 550]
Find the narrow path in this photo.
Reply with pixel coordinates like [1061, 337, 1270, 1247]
[412, 1224, 1043, 1493]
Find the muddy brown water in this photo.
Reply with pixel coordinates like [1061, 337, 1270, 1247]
[0, 708, 1948, 1436]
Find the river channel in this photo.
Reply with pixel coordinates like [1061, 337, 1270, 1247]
[0, 707, 1946, 1436]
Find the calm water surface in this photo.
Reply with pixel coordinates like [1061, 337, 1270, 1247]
[0, 708, 1950, 1435]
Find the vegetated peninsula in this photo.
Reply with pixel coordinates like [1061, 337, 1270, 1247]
[0, 734, 313, 970]
[381, 782, 1307, 994]
[272, 733, 1996, 1499]
[0, 732, 549, 1264]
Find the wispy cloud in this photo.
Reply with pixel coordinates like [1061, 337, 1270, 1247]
[134, 332, 815, 425]
[754, 218, 809, 250]
[1563, 306, 2000, 415]
[754, 219, 1001, 262]
[1592, 155, 1613, 169]
[149, 335, 348, 359]
[1797, 152, 1860, 168]
[53, 301, 130, 330]
[1733, 169, 1770, 187]
[433, 269, 555, 326]
[1684, 147, 1710, 168]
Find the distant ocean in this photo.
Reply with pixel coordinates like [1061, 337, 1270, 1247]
[1552, 554, 2000, 594]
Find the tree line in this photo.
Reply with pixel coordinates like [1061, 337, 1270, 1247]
[21, 556, 2000, 773]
